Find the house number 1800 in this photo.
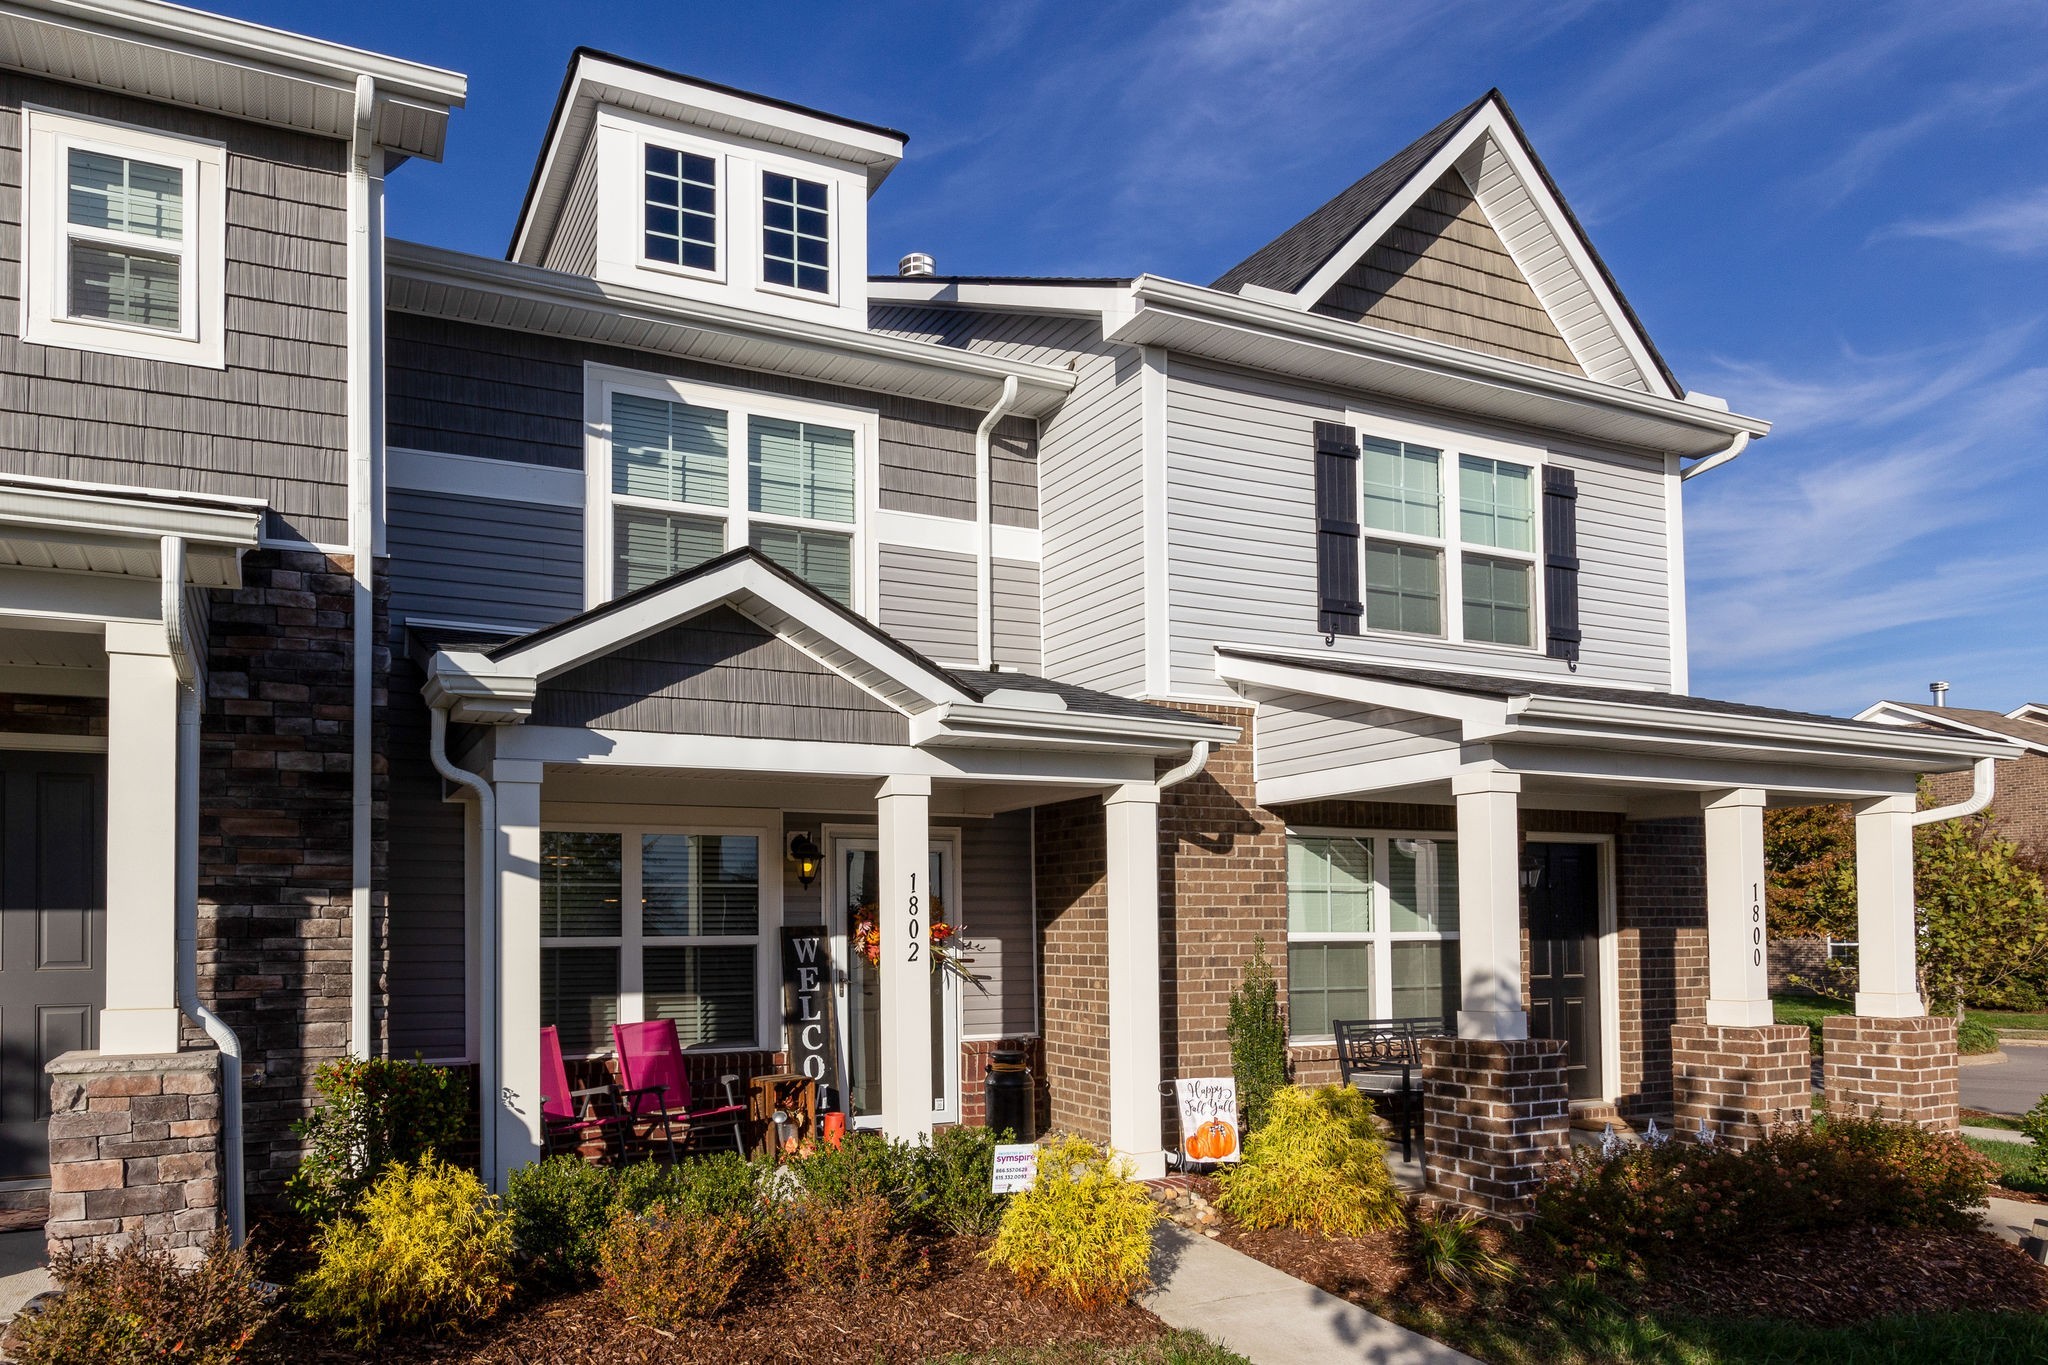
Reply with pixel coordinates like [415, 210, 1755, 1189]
[906, 871, 920, 963]
[1751, 880, 1762, 968]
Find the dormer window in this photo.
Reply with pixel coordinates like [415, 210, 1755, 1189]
[644, 144, 717, 273]
[762, 172, 830, 294]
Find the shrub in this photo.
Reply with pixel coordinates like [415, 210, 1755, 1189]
[296, 1156, 515, 1347]
[775, 1191, 924, 1294]
[1958, 1015, 2000, 1055]
[2023, 1094, 2048, 1183]
[1228, 936, 1289, 1133]
[915, 1123, 1009, 1236]
[615, 1150, 761, 1220]
[10, 1239, 272, 1365]
[989, 1135, 1157, 1310]
[598, 1204, 752, 1326]
[1533, 1115, 1989, 1276]
[1216, 1085, 1403, 1238]
[1407, 1209, 1513, 1297]
[785, 1131, 923, 1225]
[287, 1056, 468, 1220]
[505, 1155, 618, 1283]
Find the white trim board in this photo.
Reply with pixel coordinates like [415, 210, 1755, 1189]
[389, 447, 584, 507]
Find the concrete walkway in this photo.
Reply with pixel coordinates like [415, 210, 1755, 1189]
[1981, 1194, 2048, 1248]
[1143, 1224, 1478, 1365]
[0, 1231, 48, 1323]
[1964, 1124, 2035, 1144]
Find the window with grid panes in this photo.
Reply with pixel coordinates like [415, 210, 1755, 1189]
[1286, 833, 1462, 1040]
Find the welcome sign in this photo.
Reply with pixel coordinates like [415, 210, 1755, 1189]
[780, 926, 841, 1097]
[1175, 1076, 1241, 1164]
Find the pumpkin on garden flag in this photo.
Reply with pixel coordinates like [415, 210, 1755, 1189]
[1175, 1076, 1242, 1164]
[1184, 1117, 1237, 1161]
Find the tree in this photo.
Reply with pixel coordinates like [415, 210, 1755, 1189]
[1914, 813, 2048, 1012]
[1763, 802, 1857, 940]
[1228, 936, 1289, 1133]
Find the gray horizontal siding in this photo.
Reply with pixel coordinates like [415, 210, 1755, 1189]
[992, 557, 1041, 672]
[1163, 357, 1672, 695]
[1256, 695, 1460, 783]
[385, 489, 584, 630]
[387, 316, 1037, 528]
[0, 75, 349, 544]
[543, 142, 599, 277]
[386, 659, 468, 1059]
[961, 810, 1035, 1038]
[878, 543, 977, 665]
[532, 604, 908, 743]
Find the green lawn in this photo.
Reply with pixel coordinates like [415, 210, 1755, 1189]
[1966, 1008, 2048, 1034]
[1774, 994, 1853, 1053]
[1966, 1135, 2048, 1195]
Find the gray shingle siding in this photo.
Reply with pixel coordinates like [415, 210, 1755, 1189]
[0, 74, 349, 544]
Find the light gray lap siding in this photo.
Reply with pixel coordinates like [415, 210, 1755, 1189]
[1163, 356, 1672, 695]
[961, 810, 1036, 1038]
[992, 557, 1041, 672]
[386, 489, 584, 630]
[0, 75, 349, 544]
[878, 543, 977, 665]
[1255, 694, 1461, 783]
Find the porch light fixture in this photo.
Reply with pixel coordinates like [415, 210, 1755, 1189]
[1518, 853, 1544, 891]
[788, 832, 822, 889]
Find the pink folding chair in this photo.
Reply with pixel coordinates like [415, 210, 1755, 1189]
[540, 1025, 631, 1161]
[611, 1019, 748, 1160]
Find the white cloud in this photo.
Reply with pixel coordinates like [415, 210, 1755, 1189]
[1877, 186, 2048, 254]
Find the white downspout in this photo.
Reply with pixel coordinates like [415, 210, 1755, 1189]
[1910, 756, 1998, 827]
[346, 74, 380, 1059]
[163, 536, 247, 1247]
[1157, 740, 1210, 791]
[1678, 431, 1749, 481]
[428, 704, 496, 1178]
[974, 376, 1021, 670]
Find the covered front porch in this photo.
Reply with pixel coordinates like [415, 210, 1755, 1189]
[1216, 648, 2020, 1216]
[423, 549, 1235, 1187]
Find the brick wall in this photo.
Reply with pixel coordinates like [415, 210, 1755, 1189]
[199, 549, 381, 1198]
[1822, 1014, 1960, 1130]
[1615, 817, 1707, 1121]
[1419, 1036, 1568, 1220]
[1035, 795, 1110, 1139]
[1670, 1023, 1810, 1147]
[45, 1050, 221, 1258]
[0, 694, 105, 735]
[1928, 750, 2048, 859]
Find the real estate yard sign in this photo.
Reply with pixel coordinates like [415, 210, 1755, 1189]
[991, 1143, 1038, 1194]
[1176, 1076, 1241, 1163]
[780, 927, 840, 1096]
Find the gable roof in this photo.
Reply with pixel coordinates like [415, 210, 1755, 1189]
[1858, 701, 2048, 755]
[1209, 90, 1681, 398]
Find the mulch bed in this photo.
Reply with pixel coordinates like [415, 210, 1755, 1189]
[260, 1236, 1167, 1364]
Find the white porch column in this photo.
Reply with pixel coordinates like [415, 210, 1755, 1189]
[1105, 782, 1165, 1179]
[1853, 793, 1924, 1018]
[99, 622, 182, 1055]
[491, 760, 544, 1187]
[1702, 788, 1773, 1027]
[877, 774, 934, 1143]
[1454, 767, 1527, 1041]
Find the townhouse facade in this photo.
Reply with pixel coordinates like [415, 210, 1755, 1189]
[0, 2, 2015, 1251]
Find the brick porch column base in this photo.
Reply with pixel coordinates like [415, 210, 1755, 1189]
[46, 1050, 222, 1260]
[1670, 1023, 1810, 1148]
[1821, 1014, 1959, 1130]
[1419, 1037, 1568, 1221]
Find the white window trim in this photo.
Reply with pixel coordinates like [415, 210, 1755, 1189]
[755, 162, 839, 307]
[540, 819, 783, 1056]
[21, 105, 226, 368]
[1349, 409, 1546, 653]
[583, 362, 880, 610]
[1283, 827, 1464, 1044]
[636, 126, 727, 286]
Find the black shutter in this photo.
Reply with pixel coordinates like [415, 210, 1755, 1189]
[1542, 466, 1581, 662]
[1313, 421, 1361, 636]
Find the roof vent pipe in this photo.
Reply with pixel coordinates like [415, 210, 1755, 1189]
[898, 252, 935, 278]
[1931, 681, 1950, 708]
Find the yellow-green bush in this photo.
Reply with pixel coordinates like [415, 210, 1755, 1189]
[598, 1203, 753, 1326]
[295, 1156, 515, 1347]
[988, 1135, 1157, 1310]
[1216, 1084, 1403, 1237]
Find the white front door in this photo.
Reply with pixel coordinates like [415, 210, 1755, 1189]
[830, 834, 961, 1128]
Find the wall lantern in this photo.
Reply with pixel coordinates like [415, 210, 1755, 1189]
[1518, 852, 1545, 891]
[788, 832, 822, 889]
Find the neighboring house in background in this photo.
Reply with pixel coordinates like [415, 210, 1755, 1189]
[0, 1, 2016, 1251]
[1860, 696, 2048, 856]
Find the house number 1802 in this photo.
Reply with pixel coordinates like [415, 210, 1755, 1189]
[906, 871, 920, 963]
[1751, 880, 1762, 968]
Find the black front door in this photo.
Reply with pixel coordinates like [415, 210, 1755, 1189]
[1527, 841, 1601, 1102]
[0, 751, 105, 1179]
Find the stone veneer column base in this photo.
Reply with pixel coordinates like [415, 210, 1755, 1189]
[1670, 1023, 1810, 1148]
[1419, 1037, 1569, 1222]
[1821, 1014, 1960, 1130]
[46, 1049, 222, 1260]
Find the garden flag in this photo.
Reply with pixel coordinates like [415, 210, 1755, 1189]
[1175, 1077, 1240, 1163]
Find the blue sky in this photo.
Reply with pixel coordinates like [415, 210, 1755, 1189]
[230, 0, 2048, 717]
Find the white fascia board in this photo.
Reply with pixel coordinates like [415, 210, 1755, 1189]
[387, 241, 1076, 418]
[1515, 695, 2022, 765]
[914, 700, 1236, 752]
[1493, 745, 1921, 802]
[867, 278, 1127, 317]
[1213, 652, 1511, 730]
[0, 478, 262, 554]
[2008, 703, 2048, 724]
[1116, 278, 1768, 445]
[389, 447, 584, 508]
[577, 56, 903, 173]
[1853, 700, 2048, 756]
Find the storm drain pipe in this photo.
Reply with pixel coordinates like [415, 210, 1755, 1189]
[1910, 756, 1998, 827]
[428, 703, 497, 1179]
[974, 376, 1021, 669]
[164, 535, 246, 1247]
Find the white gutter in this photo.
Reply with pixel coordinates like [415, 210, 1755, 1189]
[973, 375, 1020, 670]
[1679, 431, 1749, 481]
[346, 74, 380, 1060]
[162, 535, 247, 1247]
[1910, 756, 1998, 827]
[1158, 741, 1212, 790]
[428, 704, 497, 1178]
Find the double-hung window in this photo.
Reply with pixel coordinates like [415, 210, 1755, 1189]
[762, 172, 830, 295]
[1358, 429, 1540, 649]
[541, 827, 773, 1056]
[598, 372, 864, 606]
[1286, 832, 1462, 1040]
[22, 108, 224, 366]
[643, 144, 718, 273]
